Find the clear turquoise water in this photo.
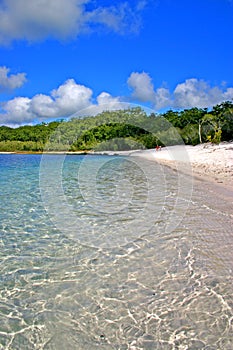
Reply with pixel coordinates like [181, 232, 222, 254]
[0, 154, 232, 349]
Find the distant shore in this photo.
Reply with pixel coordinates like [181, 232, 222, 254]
[0, 151, 91, 155]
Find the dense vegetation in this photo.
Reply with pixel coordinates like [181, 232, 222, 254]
[0, 101, 232, 152]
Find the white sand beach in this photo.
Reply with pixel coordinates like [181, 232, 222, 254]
[130, 142, 233, 188]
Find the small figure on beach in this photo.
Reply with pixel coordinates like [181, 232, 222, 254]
[155, 145, 161, 151]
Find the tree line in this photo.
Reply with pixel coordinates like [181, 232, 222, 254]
[0, 101, 232, 152]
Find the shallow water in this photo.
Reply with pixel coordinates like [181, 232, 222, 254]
[0, 154, 232, 349]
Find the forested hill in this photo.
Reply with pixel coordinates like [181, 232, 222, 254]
[0, 101, 232, 152]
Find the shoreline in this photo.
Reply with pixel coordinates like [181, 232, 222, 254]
[1, 142, 233, 189]
[128, 142, 233, 196]
[86, 142, 233, 196]
[0, 151, 91, 155]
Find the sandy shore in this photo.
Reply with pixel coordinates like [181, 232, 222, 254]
[128, 142, 233, 188]
[86, 142, 233, 188]
[0, 151, 15, 154]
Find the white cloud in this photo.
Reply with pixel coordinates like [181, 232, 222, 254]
[51, 79, 93, 115]
[127, 72, 233, 110]
[0, 0, 142, 45]
[0, 66, 27, 91]
[31, 79, 93, 120]
[0, 79, 126, 125]
[85, 3, 141, 34]
[173, 79, 222, 109]
[223, 87, 233, 101]
[30, 94, 56, 119]
[154, 87, 171, 109]
[1, 74, 233, 126]
[0, 0, 85, 44]
[31, 79, 93, 123]
[97, 92, 122, 107]
[127, 72, 155, 102]
[91, 92, 129, 115]
[1, 97, 34, 124]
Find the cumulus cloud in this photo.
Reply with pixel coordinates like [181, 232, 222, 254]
[50, 79, 93, 116]
[223, 87, 233, 100]
[92, 92, 129, 114]
[127, 72, 155, 102]
[173, 79, 224, 109]
[0, 79, 94, 124]
[127, 72, 233, 110]
[1, 73, 233, 126]
[154, 87, 171, 109]
[0, 66, 27, 91]
[0, 0, 143, 45]
[1, 97, 33, 125]
[0, 79, 127, 126]
[97, 92, 123, 107]
[30, 94, 55, 119]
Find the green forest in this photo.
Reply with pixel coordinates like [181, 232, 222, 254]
[0, 101, 232, 152]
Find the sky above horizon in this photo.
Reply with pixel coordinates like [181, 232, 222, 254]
[0, 0, 232, 126]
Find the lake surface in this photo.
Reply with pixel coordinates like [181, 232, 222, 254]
[0, 154, 232, 349]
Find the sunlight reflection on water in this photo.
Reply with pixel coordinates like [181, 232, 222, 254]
[0, 154, 232, 349]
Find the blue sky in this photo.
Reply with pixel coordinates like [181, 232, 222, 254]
[0, 0, 232, 126]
